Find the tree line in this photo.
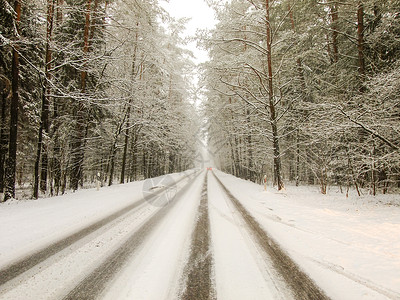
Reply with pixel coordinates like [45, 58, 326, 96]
[202, 0, 400, 195]
[0, 0, 198, 201]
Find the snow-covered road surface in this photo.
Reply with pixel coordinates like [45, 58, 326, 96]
[208, 172, 290, 299]
[0, 169, 399, 299]
[210, 172, 328, 300]
[65, 171, 203, 300]
[0, 171, 198, 299]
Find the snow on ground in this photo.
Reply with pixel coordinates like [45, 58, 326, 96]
[0, 171, 193, 269]
[214, 169, 400, 300]
[208, 174, 292, 300]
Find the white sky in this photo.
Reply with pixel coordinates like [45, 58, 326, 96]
[161, 0, 217, 64]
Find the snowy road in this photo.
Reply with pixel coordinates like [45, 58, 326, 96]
[209, 172, 328, 300]
[208, 171, 287, 299]
[0, 171, 199, 299]
[0, 170, 318, 299]
[0, 170, 398, 299]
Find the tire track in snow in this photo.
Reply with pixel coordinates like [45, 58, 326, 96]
[0, 199, 158, 299]
[214, 179, 292, 299]
[62, 171, 201, 300]
[208, 172, 289, 299]
[0, 172, 194, 288]
[212, 171, 330, 300]
[181, 171, 215, 300]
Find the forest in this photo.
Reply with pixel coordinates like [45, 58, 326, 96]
[202, 0, 400, 195]
[0, 0, 198, 201]
[0, 0, 399, 202]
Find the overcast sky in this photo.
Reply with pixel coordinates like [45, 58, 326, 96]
[161, 0, 217, 64]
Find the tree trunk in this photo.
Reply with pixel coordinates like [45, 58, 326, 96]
[288, 4, 306, 188]
[40, 0, 55, 193]
[265, 0, 284, 190]
[70, 117, 86, 191]
[80, 0, 91, 93]
[326, 34, 334, 64]
[128, 132, 138, 181]
[331, 2, 339, 63]
[107, 107, 128, 186]
[371, 138, 376, 196]
[70, 0, 91, 191]
[120, 31, 138, 184]
[320, 166, 327, 194]
[33, 122, 43, 198]
[0, 76, 10, 193]
[52, 101, 61, 195]
[89, 0, 99, 50]
[51, 0, 63, 196]
[348, 156, 361, 196]
[379, 170, 388, 194]
[143, 150, 148, 179]
[246, 107, 254, 182]
[56, 0, 63, 22]
[357, 1, 365, 82]
[234, 135, 240, 177]
[229, 139, 236, 176]
[34, 0, 55, 198]
[4, 0, 21, 201]
[108, 143, 116, 186]
[61, 161, 67, 194]
[120, 109, 129, 184]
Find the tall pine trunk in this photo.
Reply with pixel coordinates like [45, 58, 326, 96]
[50, 0, 63, 195]
[265, 0, 284, 190]
[71, 0, 91, 191]
[34, 0, 55, 198]
[108, 108, 127, 186]
[331, 2, 339, 63]
[33, 115, 44, 197]
[120, 29, 138, 184]
[108, 143, 116, 186]
[4, 0, 21, 201]
[128, 132, 138, 181]
[0, 76, 10, 192]
[246, 107, 254, 182]
[357, 1, 365, 81]
[120, 107, 130, 184]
